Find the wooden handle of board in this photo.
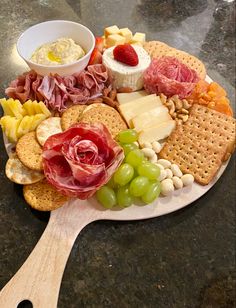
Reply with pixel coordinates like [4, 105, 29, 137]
[0, 200, 98, 308]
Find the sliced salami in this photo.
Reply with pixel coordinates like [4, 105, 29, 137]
[143, 56, 199, 98]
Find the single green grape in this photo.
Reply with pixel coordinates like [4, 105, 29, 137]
[129, 176, 149, 197]
[121, 142, 138, 155]
[138, 162, 160, 180]
[96, 186, 116, 209]
[117, 185, 134, 207]
[113, 163, 134, 186]
[106, 177, 116, 189]
[142, 181, 161, 204]
[118, 129, 138, 143]
[125, 149, 144, 168]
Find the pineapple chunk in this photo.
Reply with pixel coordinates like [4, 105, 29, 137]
[0, 116, 21, 142]
[31, 114, 47, 130]
[7, 117, 21, 142]
[0, 98, 15, 116]
[8, 99, 25, 119]
[38, 102, 51, 117]
[23, 100, 36, 115]
[17, 115, 34, 138]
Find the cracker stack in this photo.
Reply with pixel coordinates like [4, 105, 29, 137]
[143, 41, 206, 80]
[159, 104, 236, 185]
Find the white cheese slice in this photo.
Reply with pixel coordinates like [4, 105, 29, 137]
[119, 95, 162, 127]
[138, 120, 176, 145]
[132, 106, 171, 132]
[117, 90, 147, 105]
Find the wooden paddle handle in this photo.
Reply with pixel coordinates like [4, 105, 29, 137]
[0, 206, 93, 308]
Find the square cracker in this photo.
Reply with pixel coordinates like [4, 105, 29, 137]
[159, 104, 236, 185]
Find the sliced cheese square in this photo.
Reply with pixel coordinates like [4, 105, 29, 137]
[132, 106, 171, 132]
[106, 34, 126, 47]
[138, 120, 176, 145]
[119, 95, 162, 127]
[119, 28, 133, 43]
[117, 90, 147, 105]
[104, 25, 120, 37]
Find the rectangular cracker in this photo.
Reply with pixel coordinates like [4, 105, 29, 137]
[159, 104, 236, 185]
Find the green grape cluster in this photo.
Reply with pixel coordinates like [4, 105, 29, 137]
[96, 129, 161, 209]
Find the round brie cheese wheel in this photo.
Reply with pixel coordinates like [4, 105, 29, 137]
[102, 45, 151, 91]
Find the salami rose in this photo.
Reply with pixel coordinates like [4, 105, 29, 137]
[42, 123, 124, 199]
[143, 56, 199, 98]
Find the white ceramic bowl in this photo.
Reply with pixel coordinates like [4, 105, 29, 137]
[17, 20, 95, 76]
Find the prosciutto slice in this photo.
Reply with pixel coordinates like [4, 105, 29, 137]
[42, 123, 124, 199]
[143, 57, 199, 98]
[5, 64, 109, 112]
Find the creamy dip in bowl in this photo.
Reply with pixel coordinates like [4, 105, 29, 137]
[31, 38, 85, 66]
[17, 20, 95, 76]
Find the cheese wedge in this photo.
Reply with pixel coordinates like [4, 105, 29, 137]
[132, 106, 171, 132]
[138, 120, 176, 145]
[117, 90, 147, 105]
[119, 95, 162, 127]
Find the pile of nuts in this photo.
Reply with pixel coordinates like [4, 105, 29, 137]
[160, 93, 192, 125]
[87, 86, 133, 110]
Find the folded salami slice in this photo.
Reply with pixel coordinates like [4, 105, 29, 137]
[143, 56, 199, 98]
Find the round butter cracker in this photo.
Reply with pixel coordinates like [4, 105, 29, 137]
[23, 179, 69, 211]
[81, 104, 127, 138]
[5, 154, 44, 185]
[16, 131, 43, 171]
[36, 117, 62, 146]
[61, 104, 86, 131]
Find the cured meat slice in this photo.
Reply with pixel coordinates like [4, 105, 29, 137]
[143, 57, 199, 98]
[5, 64, 109, 112]
[42, 123, 124, 199]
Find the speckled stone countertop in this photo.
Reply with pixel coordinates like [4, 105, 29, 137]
[0, 1, 235, 307]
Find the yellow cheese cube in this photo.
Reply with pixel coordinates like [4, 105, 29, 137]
[104, 25, 120, 37]
[106, 34, 126, 48]
[132, 32, 146, 44]
[119, 28, 133, 43]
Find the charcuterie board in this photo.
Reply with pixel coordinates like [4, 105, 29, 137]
[0, 22, 235, 307]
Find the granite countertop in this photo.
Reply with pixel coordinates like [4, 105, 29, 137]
[0, 1, 235, 307]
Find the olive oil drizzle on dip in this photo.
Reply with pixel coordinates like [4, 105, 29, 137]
[30, 38, 85, 66]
